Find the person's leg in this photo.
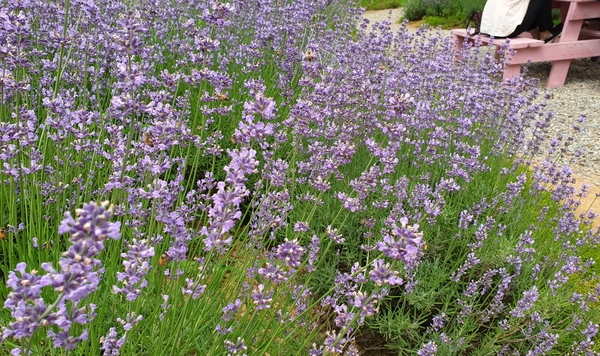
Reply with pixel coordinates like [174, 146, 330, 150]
[509, 0, 553, 38]
[535, 0, 554, 32]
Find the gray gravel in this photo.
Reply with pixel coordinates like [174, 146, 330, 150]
[526, 60, 600, 185]
[362, 9, 600, 186]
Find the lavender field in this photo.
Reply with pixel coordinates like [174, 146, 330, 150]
[1, 0, 600, 355]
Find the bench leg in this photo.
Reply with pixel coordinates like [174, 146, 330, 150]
[502, 64, 521, 81]
[547, 60, 571, 88]
[453, 35, 473, 60]
[454, 35, 465, 52]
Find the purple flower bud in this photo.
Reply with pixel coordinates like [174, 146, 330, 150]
[510, 286, 539, 318]
[99, 327, 126, 355]
[274, 239, 305, 268]
[203, 148, 258, 253]
[293, 221, 310, 233]
[369, 259, 403, 287]
[251, 284, 272, 311]
[224, 337, 247, 355]
[417, 341, 438, 356]
[113, 239, 154, 301]
[376, 218, 423, 263]
[221, 299, 242, 322]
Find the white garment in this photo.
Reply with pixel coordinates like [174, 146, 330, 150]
[480, 0, 531, 37]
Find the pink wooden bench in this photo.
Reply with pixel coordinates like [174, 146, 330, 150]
[452, 0, 600, 88]
[451, 29, 545, 82]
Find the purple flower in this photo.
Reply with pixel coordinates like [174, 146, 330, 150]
[224, 337, 247, 355]
[526, 329, 559, 355]
[251, 284, 273, 311]
[430, 313, 446, 332]
[258, 263, 288, 283]
[326, 225, 345, 244]
[376, 217, 423, 263]
[202, 148, 258, 253]
[182, 278, 207, 300]
[274, 239, 305, 268]
[221, 299, 242, 322]
[244, 93, 276, 120]
[509, 286, 539, 318]
[203, 1, 235, 26]
[323, 330, 348, 353]
[417, 341, 438, 356]
[58, 201, 121, 247]
[99, 327, 126, 355]
[159, 295, 171, 321]
[215, 325, 233, 335]
[248, 189, 292, 239]
[451, 252, 481, 282]
[309, 344, 324, 356]
[335, 192, 363, 212]
[582, 321, 599, 340]
[333, 304, 356, 329]
[113, 239, 155, 301]
[569, 321, 600, 353]
[344, 343, 360, 356]
[307, 235, 320, 272]
[369, 259, 403, 287]
[3, 202, 120, 352]
[117, 312, 143, 332]
[234, 117, 275, 144]
[350, 291, 379, 322]
[293, 221, 310, 233]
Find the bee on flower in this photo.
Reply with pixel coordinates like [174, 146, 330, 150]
[159, 253, 170, 267]
[304, 50, 315, 62]
[142, 132, 154, 147]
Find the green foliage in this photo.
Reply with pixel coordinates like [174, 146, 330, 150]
[403, 0, 487, 25]
[552, 8, 561, 25]
[359, 0, 405, 10]
[421, 14, 465, 29]
[403, 0, 426, 21]
[461, 0, 487, 18]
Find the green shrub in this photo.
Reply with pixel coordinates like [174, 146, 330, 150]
[359, 0, 405, 10]
[424, 0, 451, 17]
[461, 0, 486, 17]
[422, 14, 465, 29]
[404, 0, 487, 24]
[404, 0, 426, 21]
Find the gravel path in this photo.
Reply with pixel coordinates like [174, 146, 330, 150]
[362, 9, 600, 217]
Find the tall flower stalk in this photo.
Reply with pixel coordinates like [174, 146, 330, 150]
[2, 201, 121, 354]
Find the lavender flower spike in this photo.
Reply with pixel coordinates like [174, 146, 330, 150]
[417, 341, 438, 356]
[202, 148, 258, 253]
[376, 217, 423, 263]
[2, 202, 121, 353]
[113, 239, 155, 301]
[509, 286, 539, 318]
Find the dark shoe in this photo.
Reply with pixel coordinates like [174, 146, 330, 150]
[544, 23, 563, 43]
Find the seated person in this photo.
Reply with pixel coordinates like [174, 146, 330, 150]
[480, 0, 563, 42]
